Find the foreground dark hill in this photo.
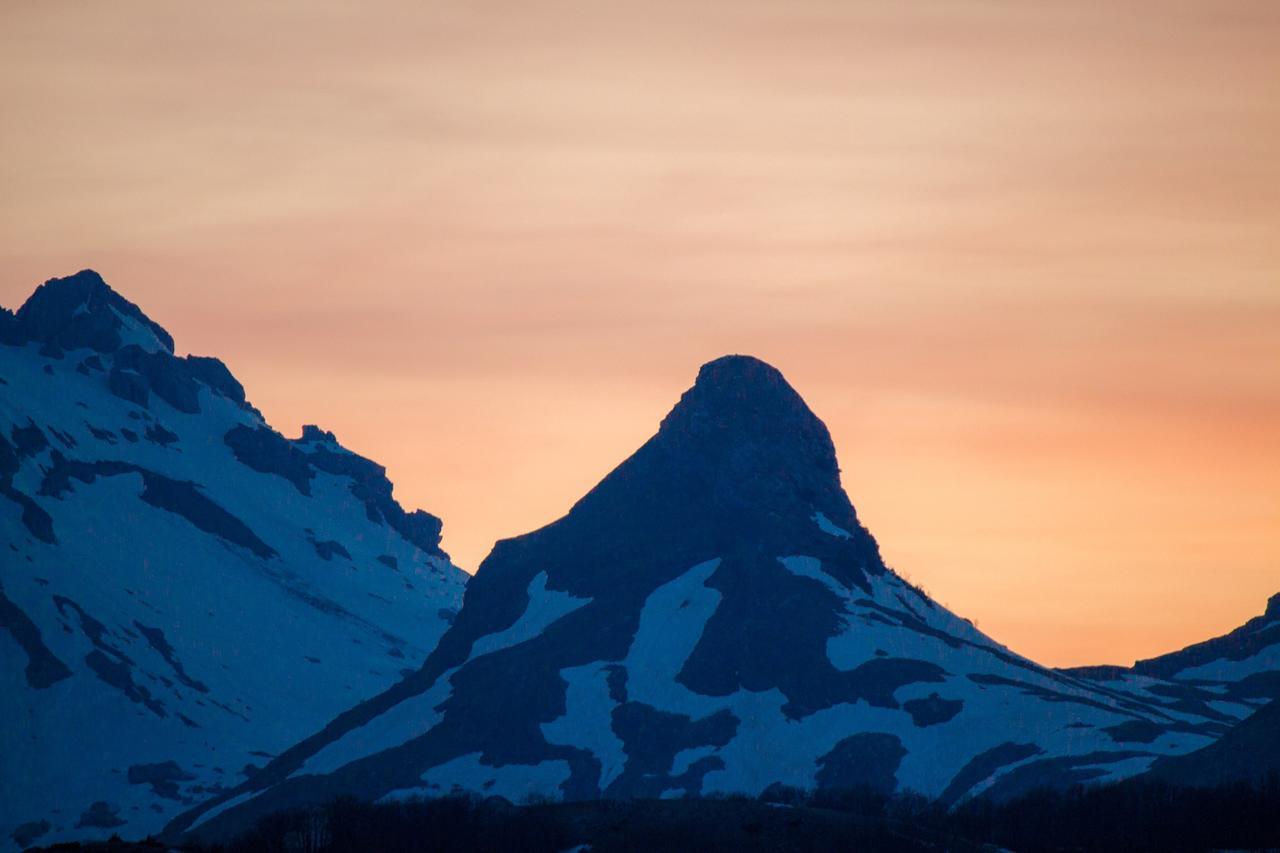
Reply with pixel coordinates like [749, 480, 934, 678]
[1144, 699, 1280, 788]
[170, 355, 1256, 843]
[0, 272, 466, 850]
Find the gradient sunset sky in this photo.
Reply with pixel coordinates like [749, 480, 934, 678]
[2, 0, 1277, 667]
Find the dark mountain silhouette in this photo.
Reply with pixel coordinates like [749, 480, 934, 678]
[1144, 699, 1280, 788]
[167, 355, 1262, 844]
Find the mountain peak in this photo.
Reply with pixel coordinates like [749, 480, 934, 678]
[10, 269, 175, 354]
[654, 355, 843, 511]
[697, 353, 787, 385]
[660, 355, 829, 446]
[1267, 592, 1280, 619]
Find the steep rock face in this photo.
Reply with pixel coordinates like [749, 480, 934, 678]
[170, 356, 1255, 842]
[0, 271, 467, 851]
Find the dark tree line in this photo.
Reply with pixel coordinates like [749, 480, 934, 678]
[37, 774, 1280, 852]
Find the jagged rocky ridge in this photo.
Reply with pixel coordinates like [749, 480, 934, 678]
[0, 271, 467, 851]
[169, 354, 1277, 843]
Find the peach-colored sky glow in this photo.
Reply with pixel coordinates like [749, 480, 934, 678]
[2, 1, 1277, 667]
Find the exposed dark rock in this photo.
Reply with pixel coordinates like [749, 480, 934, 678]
[678, 554, 942, 718]
[82, 649, 165, 717]
[128, 760, 196, 800]
[1104, 719, 1164, 744]
[605, 665, 628, 703]
[299, 424, 338, 444]
[47, 425, 77, 448]
[114, 345, 200, 414]
[398, 510, 445, 557]
[11, 818, 50, 848]
[185, 355, 246, 405]
[0, 582, 72, 688]
[937, 742, 1044, 808]
[13, 269, 174, 354]
[53, 594, 125, 658]
[814, 733, 906, 794]
[224, 425, 313, 495]
[86, 422, 117, 442]
[40, 455, 276, 559]
[145, 422, 179, 446]
[109, 365, 150, 407]
[0, 306, 19, 346]
[10, 421, 49, 457]
[305, 443, 445, 557]
[608, 702, 739, 796]
[76, 800, 127, 829]
[903, 692, 964, 727]
[134, 621, 209, 693]
[1225, 670, 1280, 701]
[313, 539, 352, 561]
[0, 431, 56, 543]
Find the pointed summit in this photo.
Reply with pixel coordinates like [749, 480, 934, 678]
[653, 355, 844, 517]
[478, 353, 877, 594]
[170, 355, 1269, 843]
[662, 356, 832, 446]
[668, 355, 805, 422]
[10, 269, 174, 354]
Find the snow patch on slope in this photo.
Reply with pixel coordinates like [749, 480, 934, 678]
[470, 573, 591, 659]
[542, 664, 627, 791]
[413, 752, 571, 802]
[812, 511, 852, 539]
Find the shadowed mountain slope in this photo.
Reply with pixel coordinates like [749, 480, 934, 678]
[1144, 699, 1280, 788]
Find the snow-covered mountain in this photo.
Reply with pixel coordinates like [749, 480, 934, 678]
[1065, 593, 1280, 729]
[0, 271, 467, 850]
[170, 354, 1260, 843]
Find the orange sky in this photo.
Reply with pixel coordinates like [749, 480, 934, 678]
[2, 0, 1277, 667]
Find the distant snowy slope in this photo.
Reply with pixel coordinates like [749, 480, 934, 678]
[1064, 592, 1280, 732]
[0, 270, 466, 851]
[1132, 594, 1280, 690]
[170, 355, 1256, 844]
